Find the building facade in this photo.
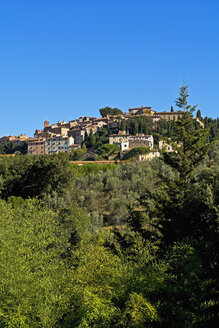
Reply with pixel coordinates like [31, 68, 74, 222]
[68, 129, 86, 145]
[129, 135, 154, 149]
[45, 136, 74, 154]
[28, 139, 45, 155]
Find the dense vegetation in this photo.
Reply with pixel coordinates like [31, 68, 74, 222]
[0, 87, 218, 327]
[0, 141, 27, 155]
[120, 115, 153, 135]
[99, 106, 123, 117]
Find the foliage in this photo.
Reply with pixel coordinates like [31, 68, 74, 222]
[0, 141, 28, 155]
[175, 85, 196, 112]
[121, 292, 159, 327]
[60, 232, 167, 328]
[122, 146, 150, 160]
[69, 148, 86, 160]
[93, 128, 110, 148]
[64, 161, 159, 225]
[70, 162, 117, 176]
[0, 199, 71, 328]
[99, 107, 123, 117]
[83, 127, 110, 150]
[160, 111, 209, 182]
[203, 116, 219, 142]
[140, 86, 219, 327]
[0, 152, 74, 199]
[83, 129, 96, 149]
[120, 115, 153, 135]
[97, 143, 120, 159]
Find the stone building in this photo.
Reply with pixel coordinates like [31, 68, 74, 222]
[68, 129, 86, 145]
[0, 134, 29, 145]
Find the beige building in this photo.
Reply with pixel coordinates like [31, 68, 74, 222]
[109, 131, 130, 144]
[109, 131, 130, 151]
[138, 149, 160, 161]
[156, 111, 185, 121]
[129, 106, 154, 115]
[34, 121, 70, 139]
[0, 134, 29, 145]
[158, 140, 175, 152]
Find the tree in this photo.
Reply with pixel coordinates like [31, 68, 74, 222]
[99, 107, 123, 117]
[83, 129, 96, 149]
[97, 143, 120, 159]
[0, 153, 74, 199]
[0, 199, 71, 327]
[121, 119, 126, 131]
[0, 141, 28, 155]
[61, 231, 166, 328]
[141, 86, 218, 326]
[170, 106, 174, 112]
[196, 109, 202, 119]
[175, 85, 196, 112]
[122, 147, 150, 161]
[133, 121, 139, 135]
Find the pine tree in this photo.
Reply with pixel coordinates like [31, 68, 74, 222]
[196, 109, 202, 118]
[121, 119, 126, 131]
[175, 85, 196, 113]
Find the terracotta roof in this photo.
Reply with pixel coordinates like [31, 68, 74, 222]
[129, 106, 151, 110]
[70, 160, 120, 164]
[109, 134, 129, 137]
[157, 111, 185, 114]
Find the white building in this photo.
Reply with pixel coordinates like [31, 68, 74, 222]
[45, 135, 74, 154]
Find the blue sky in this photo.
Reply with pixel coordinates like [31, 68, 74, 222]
[0, 0, 218, 137]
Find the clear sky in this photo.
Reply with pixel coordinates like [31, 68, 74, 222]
[0, 0, 218, 137]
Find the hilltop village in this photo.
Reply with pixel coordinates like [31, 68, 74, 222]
[0, 106, 204, 161]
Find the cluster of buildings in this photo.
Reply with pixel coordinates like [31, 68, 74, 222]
[1, 105, 201, 158]
[0, 134, 29, 145]
[109, 131, 154, 151]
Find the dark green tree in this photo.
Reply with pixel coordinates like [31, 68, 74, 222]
[122, 147, 150, 161]
[144, 86, 218, 327]
[97, 144, 120, 159]
[83, 129, 96, 149]
[99, 107, 123, 117]
[196, 109, 202, 118]
[121, 119, 126, 131]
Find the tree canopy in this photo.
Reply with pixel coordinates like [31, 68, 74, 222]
[99, 107, 123, 117]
